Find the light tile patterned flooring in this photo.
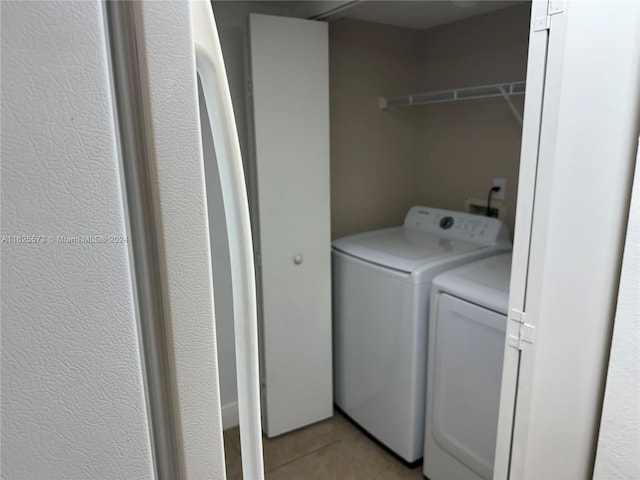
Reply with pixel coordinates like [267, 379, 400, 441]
[223, 410, 424, 480]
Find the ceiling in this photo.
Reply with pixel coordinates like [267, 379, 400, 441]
[332, 1, 525, 30]
[272, 0, 528, 30]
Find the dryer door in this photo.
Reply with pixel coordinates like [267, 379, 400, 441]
[431, 293, 507, 479]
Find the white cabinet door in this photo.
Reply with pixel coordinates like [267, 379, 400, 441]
[248, 13, 332, 437]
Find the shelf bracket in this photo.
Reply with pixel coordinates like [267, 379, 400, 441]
[498, 86, 523, 125]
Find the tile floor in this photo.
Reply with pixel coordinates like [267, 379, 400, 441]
[223, 410, 424, 480]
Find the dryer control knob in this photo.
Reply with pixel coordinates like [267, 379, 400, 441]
[293, 254, 303, 265]
[439, 216, 454, 229]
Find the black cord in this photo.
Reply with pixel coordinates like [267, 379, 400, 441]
[487, 186, 501, 217]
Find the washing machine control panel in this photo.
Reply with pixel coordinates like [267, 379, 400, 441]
[404, 206, 510, 246]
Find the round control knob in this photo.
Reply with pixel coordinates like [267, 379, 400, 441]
[293, 254, 303, 265]
[439, 216, 454, 229]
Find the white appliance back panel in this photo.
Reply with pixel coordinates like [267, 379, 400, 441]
[249, 13, 332, 437]
[430, 294, 506, 479]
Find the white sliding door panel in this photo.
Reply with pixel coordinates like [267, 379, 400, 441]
[249, 14, 332, 437]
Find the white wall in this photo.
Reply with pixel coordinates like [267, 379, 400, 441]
[0, 2, 153, 478]
[329, 18, 421, 239]
[594, 142, 640, 479]
[415, 4, 530, 237]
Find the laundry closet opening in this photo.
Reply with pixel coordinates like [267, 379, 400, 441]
[204, 1, 533, 478]
[330, 4, 530, 240]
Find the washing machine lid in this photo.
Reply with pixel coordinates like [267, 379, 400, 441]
[433, 253, 512, 314]
[332, 226, 492, 274]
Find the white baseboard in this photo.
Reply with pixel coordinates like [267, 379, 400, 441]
[222, 401, 239, 430]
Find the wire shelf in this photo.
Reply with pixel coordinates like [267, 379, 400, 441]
[379, 81, 526, 123]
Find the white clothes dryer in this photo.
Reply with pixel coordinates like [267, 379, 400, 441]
[332, 206, 511, 464]
[423, 253, 512, 479]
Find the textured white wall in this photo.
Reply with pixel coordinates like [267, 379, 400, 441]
[594, 143, 640, 479]
[0, 2, 154, 479]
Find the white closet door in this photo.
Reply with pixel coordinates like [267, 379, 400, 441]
[496, 1, 640, 478]
[248, 13, 332, 437]
[492, 1, 552, 476]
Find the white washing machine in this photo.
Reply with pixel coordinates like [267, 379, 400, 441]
[423, 253, 512, 480]
[332, 206, 511, 464]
